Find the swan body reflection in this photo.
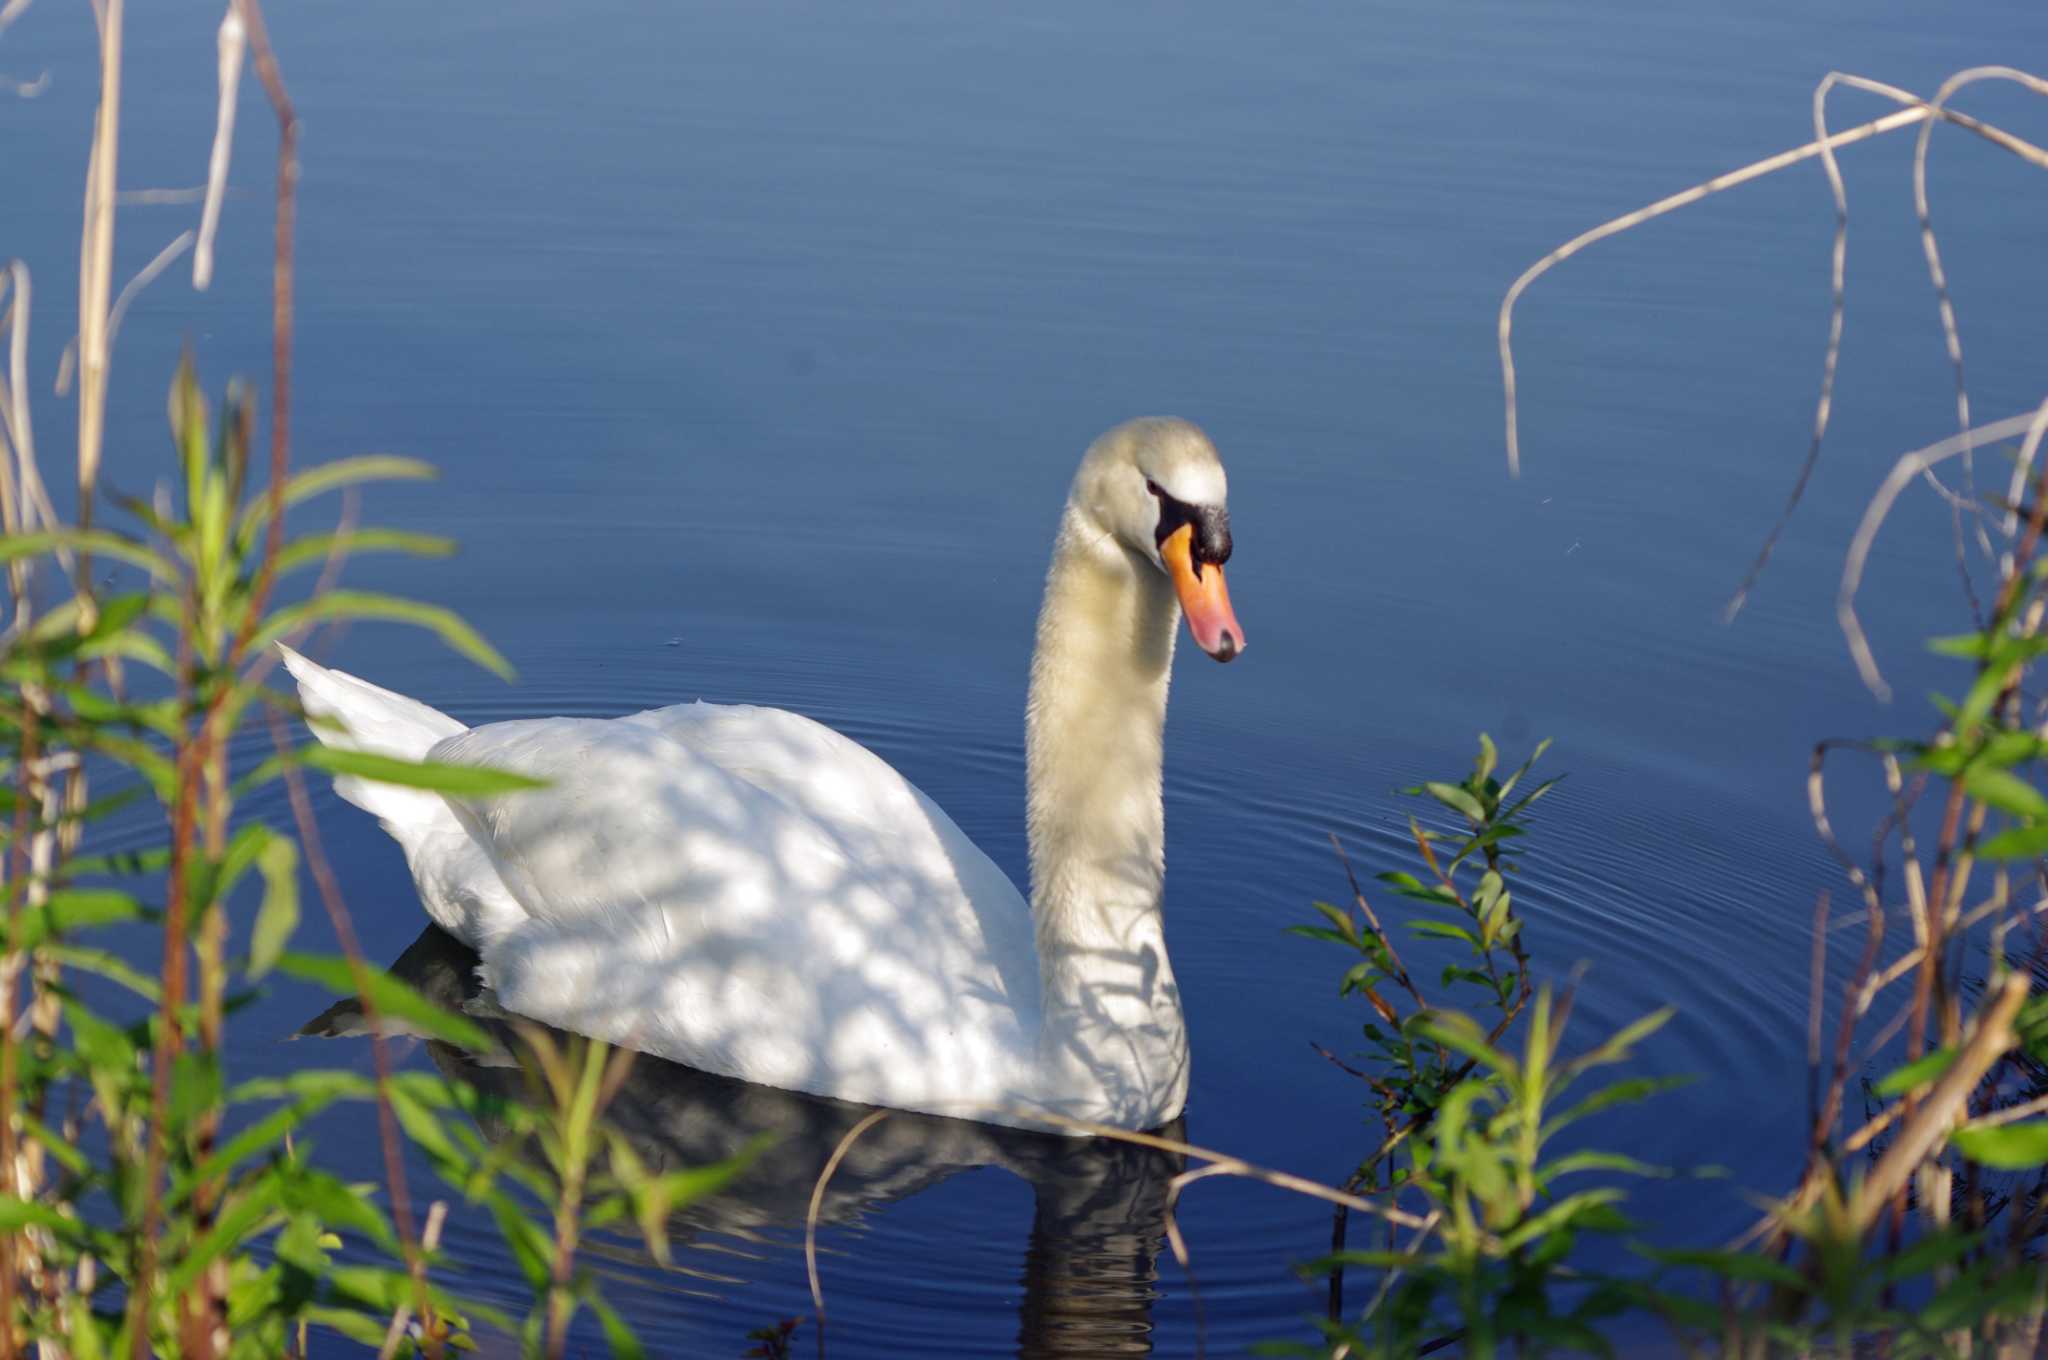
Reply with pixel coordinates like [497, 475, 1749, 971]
[301, 925, 1186, 1357]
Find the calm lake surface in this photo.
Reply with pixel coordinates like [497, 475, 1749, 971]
[6, 0, 2048, 1353]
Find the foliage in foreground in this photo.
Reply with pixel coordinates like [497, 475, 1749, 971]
[0, 349, 749, 1357]
[1281, 709, 2048, 1356]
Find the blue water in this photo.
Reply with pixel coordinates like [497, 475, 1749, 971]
[5, 0, 2048, 1352]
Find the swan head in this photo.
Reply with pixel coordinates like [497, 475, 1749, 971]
[1071, 417, 1245, 662]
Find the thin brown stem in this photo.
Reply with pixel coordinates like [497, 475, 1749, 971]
[270, 711, 438, 1356]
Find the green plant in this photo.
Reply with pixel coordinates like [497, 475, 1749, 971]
[1276, 741, 1678, 1357]
[1292, 735, 1555, 1177]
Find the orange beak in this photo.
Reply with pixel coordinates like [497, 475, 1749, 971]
[1162, 523, 1244, 662]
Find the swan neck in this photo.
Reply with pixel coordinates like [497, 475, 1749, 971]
[1026, 506, 1177, 941]
[1022, 504, 1188, 1124]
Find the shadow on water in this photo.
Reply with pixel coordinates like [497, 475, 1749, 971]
[299, 924, 1186, 1358]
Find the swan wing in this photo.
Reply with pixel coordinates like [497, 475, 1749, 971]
[426, 704, 1039, 1115]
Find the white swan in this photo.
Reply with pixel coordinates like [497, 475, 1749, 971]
[283, 417, 1244, 1132]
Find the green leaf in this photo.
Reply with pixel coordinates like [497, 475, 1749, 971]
[1285, 925, 1355, 947]
[169, 1171, 288, 1294]
[229, 1069, 378, 1104]
[1498, 775, 1562, 824]
[485, 1191, 553, 1292]
[274, 952, 495, 1052]
[1545, 1075, 1693, 1138]
[253, 590, 512, 680]
[19, 1115, 90, 1178]
[248, 836, 300, 980]
[1952, 1120, 2048, 1170]
[64, 999, 138, 1074]
[1376, 871, 1458, 907]
[303, 746, 549, 797]
[234, 454, 439, 546]
[1423, 781, 1486, 823]
[301, 1304, 398, 1350]
[1977, 822, 2048, 861]
[1883, 1229, 1979, 1283]
[215, 822, 276, 903]
[1474, 733, 1498, 788]
[170, 1050, 225, 1130]
[0, 529, 177, 583]
[277, 1168, 400, 1255]
[1406, 919, 1478, 945]
[23, 591, 150, 657]
[1874, 1047, 1956, 1098]
[1498, 1189, 1629, 1251]
[1961, 765, 2048, 821]
[1978, 728, 2048, 769]
[2, 889, 148, 950]
[1638, 1246, 1805, 1288]
[1958, 667, 2013, 735]
[272, 528, 458, 577]
[1303, 900, 1358, 946]
[1295, 1249, 1426, 1274]
[587, 1294, 647, 1360]
[1554, 1007, 1677, 1089]
[1542, 1150, 1669, 1180]
[0, 1196, 74, 1234]
[1929, 632, 1992, 658]
[610, 1134, 761, 1266]
[1495, 737, 1552, 802]
[1412, 1013, 1517, 1080]
[178, 1101, 328, 1204]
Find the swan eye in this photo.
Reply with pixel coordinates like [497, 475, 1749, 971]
[1146, 480, 1232, 566]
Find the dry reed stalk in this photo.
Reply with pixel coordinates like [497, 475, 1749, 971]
[0, 255, 86, 1359]
[1, 266, 65, 590]
[0, 0, 34, 41]
[1851, 973, 2028, 1234]
[1500, 69, 2047, 628]
[230, 0, 296, 653]
[73, 0, 121, 534]
[377, 1200, 448, 1360]
[193, 4, 245, 292]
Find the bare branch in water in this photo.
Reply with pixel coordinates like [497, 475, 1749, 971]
[1915, 71, 2048, 535]
[1840, 406, 2048, 699]
[104, 230, 194, 348]
[1499, 68, 2046, 625]
[0, 0, 35, 38]
[806, 1108, 891, 1352]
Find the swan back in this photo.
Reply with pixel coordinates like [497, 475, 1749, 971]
[425, 702, 1045, 1118]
